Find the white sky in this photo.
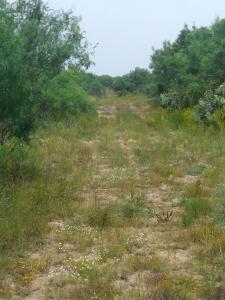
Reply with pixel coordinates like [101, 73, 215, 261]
[48, 0, 225, 76]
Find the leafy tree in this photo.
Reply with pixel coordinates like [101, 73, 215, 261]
[0, 0, 91, 142]
[112, 68, 151, 95]
[75, 71, 105, 97]
[42, 71, 93, 120]
[150, 19, 225, 109]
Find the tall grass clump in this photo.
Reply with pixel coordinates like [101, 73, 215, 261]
[0, 139, 40, 182]
[86, 206, 112, 228]
[182, 197, 211, 227]
[120, 193, 146, 218]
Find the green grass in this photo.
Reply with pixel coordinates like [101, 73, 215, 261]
[119, 193, 146, 218]
[1, 95, 225, 299]
[181, 197, 212, 226]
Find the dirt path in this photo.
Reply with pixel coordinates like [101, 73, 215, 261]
[8, 96, 210, 299]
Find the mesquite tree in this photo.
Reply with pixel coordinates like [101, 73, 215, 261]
[0, 0, 91, 142]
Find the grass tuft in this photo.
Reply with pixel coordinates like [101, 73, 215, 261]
[182, 197, 211, 226]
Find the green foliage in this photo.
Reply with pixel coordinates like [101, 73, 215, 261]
[159, 90, 182, 111]
[112, 68, 151, 95]
[66, 68, 152, 98]
[42, 71, 94, 120]
[151, 19, 225, 109]
[0, 0, 90, 141]
[71, 71, 106, 97]
[182, 197, 211, 226]
[195, 90, 225, 122]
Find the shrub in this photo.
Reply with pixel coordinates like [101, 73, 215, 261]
[42, 71, 94, 120]
[195, 84, 225, 123]
[159, 90, 182, 111]
[195, 93, 224, 121]
[112, 68, 151, 95]
[72, 71, 106, 97]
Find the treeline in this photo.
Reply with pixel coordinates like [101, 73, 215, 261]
[2, 0, 225, 145]
[149, 19, 225, 123]
[75, 18, 225, 126]
[73, 68, 152, 97]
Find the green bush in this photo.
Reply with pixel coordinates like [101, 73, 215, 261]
[0, 0, 90, 142]
[159, 90, 182, 111]
[195, 91, 224, 122]
[71, 71, 106, 97]
[42, 71, 94, 120]
[112, 68, 151, 95]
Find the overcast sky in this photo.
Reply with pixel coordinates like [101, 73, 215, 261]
[48, 0, 225, 76]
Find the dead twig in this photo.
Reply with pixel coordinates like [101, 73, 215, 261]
[156, 210, 173, 222]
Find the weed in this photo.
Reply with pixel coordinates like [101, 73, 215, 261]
[126, 254, 166, 273]
[56, 224, 98, 251]
[184, 180, 211, 198]
[147, 274, 198, 300]
[120, 193, 146, 218]
[135, 148, 152, 165]
[48, 258, 117, 300]
[182, 220, 225, 265]
[86, 206, 112, 228]
[0, 139, 40, 182]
